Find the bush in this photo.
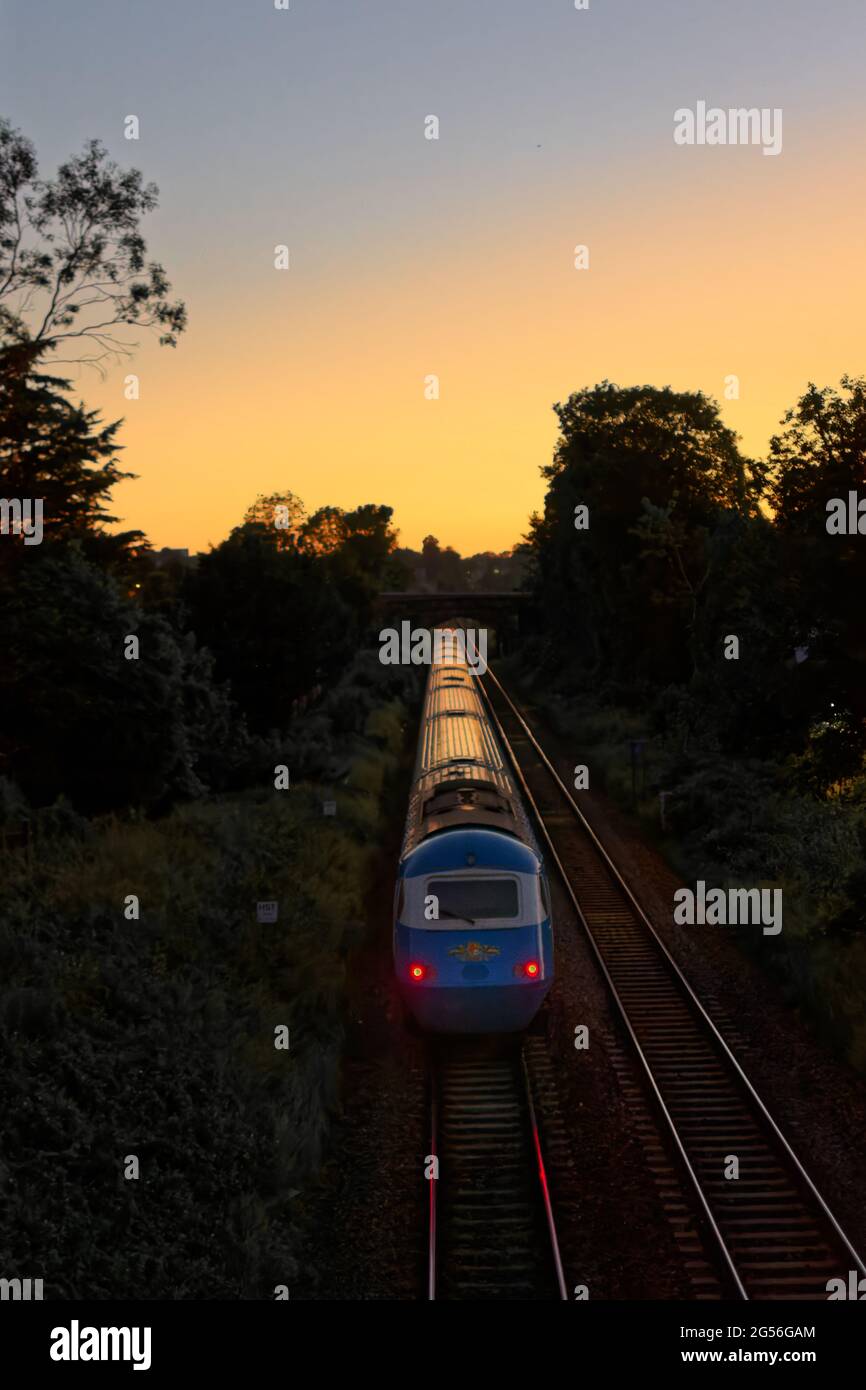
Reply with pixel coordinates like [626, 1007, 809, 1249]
[0, 690, 409, 1298]
[521, 673, 866, 1072]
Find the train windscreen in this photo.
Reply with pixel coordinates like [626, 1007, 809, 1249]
[428, 877, 519, 921]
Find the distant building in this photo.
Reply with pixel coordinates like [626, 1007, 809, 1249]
[152, 547, 195, 569]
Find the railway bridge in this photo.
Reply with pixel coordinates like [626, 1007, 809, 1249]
[377, 590, 531, 624]
[376, 591, 532, 654]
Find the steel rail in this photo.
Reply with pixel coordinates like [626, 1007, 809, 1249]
[478, 665, 866, 1296]
[520, 1048, 569, 1300]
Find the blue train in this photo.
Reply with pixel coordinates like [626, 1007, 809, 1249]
[393, 634, 554, 1032]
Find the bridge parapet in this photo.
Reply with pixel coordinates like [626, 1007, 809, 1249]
[377, 591, 531, 625]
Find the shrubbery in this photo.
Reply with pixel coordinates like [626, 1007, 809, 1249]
[525, 677, 866, 1070]
[0, 683, 410, 1298]
[519, 378, 866, 1069]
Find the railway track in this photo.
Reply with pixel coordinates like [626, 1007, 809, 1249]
[479, 666, 866, 1302]
[426, 1037, 568, 1300]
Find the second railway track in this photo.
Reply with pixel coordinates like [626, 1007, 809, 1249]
[479, 665, 866, 1301]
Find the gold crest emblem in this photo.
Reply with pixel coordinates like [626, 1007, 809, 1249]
[448, 940, 500, 960]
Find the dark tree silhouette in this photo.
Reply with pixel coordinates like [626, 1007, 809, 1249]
[0, 118, 186, 371]
[0, 350, 144, 576]
[527, 381, 762, 689]
[0, 546, 241, 812]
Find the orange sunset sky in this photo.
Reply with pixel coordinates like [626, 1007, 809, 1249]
[4, 0, 865, 556]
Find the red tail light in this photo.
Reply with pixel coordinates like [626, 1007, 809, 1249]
[516, 960, 540, 979]
[409, 963, 427, 981]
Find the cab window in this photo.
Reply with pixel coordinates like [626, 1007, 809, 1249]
[428, 877, 519, 922]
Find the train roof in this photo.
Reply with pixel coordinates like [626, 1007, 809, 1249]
[400, 645, 539, 860]
[400, 826, 541, 877]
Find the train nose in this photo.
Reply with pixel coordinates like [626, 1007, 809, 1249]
[461, 963, 489, 981]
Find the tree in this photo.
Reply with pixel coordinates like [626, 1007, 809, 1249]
[302, 502, 403, 621]
[0, 547, 241, 813]
[527, 382, 761, 689]
[299, 504, 345, 555]
[242, 490, 306, 549]
[462, 549, 527, 592]
[629, 497, 713, 680]
[186, 501, 401, 732]
[768, 376, 866, 761]
[0, 121, 186, 576]
[768, 376, 866, 533]
[0, 118, 185, 370]
[185, 527, 353, 734]
[420, 534, 441, 586]
[0, 353, 143, 576]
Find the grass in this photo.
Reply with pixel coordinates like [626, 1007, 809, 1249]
[0, 696, 409, 1298]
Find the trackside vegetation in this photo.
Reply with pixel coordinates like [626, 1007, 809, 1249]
[521, 380, 866, 1071]
[0, 677, 411, 1298]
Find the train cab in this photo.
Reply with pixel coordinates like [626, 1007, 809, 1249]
[395, 827, 553, 1032]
